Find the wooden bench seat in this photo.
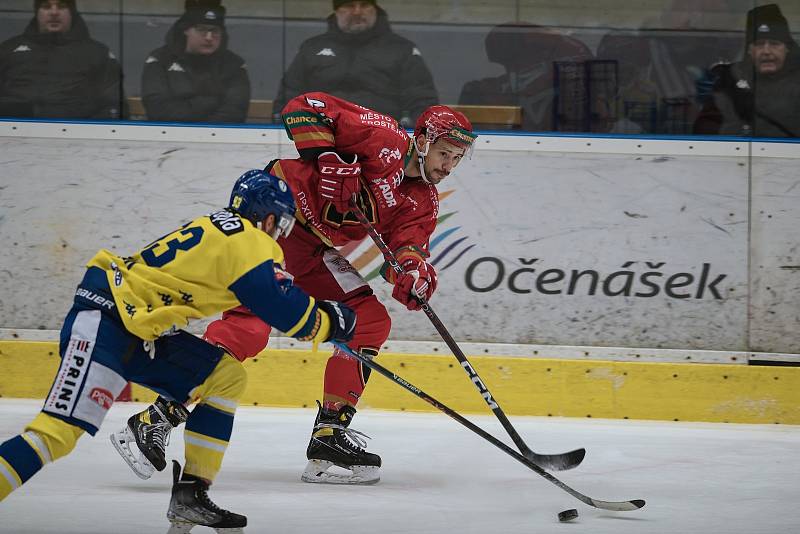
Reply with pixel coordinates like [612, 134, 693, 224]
[126, 97, 522, 129]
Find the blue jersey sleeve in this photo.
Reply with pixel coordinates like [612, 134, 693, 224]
[228, 260, 321, 339]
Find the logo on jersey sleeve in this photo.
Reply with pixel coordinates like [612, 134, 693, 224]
[379, 147, 402, 166]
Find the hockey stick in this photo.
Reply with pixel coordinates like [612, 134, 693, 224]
[349, 199, 585, 471]
[333, 342, 645, 512]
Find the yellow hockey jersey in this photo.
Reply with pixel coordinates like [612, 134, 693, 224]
[87, 209, 323, 341]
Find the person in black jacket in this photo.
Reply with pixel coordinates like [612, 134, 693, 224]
[273, 0, 438, 127]
[0, 0, 124, 119]
[141, 0, 250, 123]
[694, 3, 800, 137]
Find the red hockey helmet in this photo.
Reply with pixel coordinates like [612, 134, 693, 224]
[414, 105, 477, 151]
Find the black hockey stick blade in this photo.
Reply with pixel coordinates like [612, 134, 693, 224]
[333, 342, 646, 512]
[523, 447, 586, 472]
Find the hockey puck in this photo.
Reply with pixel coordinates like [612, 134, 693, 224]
[558, 509, 578, 522]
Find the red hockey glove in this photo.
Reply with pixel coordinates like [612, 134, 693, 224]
[203, 306, 272, 362]
[392, 258, 438, 311]
[317, 152, 361, 213]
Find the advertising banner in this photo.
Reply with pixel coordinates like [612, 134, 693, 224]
[366, 149, 749, 350]
[0, 133, 796, 353]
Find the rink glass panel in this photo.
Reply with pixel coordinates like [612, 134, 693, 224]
[0, 1, 797, 135]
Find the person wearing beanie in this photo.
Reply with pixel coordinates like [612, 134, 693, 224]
[33, 0, 76, 33]
[140, 0, 250, 123]
[273, 0, 437, 126]
[0, 0, 125, 119]
[745, 3, 796, 75]
[694, 3, 800, 137]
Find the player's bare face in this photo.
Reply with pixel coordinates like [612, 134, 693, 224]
[37, 1, 72, 34]
[423, 139, 465, 185]
[749, 40, 788, 74]
[184, 25, 223, 55]
[335, 1, 378, 34]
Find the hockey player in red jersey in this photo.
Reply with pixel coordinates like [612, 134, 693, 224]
[115, 92, 477, 485]
[273, 92, 477, 484]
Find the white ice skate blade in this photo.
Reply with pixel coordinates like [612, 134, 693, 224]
[110, 426, 155, 480]
[301, 459, 380, 485]
[167, 520, 244, 534]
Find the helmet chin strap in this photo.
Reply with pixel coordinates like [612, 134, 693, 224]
[416, 138, 433, 184]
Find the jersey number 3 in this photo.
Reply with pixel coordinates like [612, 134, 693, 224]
[141, 226, 204, 267]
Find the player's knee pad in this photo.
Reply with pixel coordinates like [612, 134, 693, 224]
[23, 412, 84, 463]
[190, 353, 248, 412]
[346, 294, 391, 351]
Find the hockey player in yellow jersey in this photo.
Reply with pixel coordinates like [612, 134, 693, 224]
[0, 169, 357, 534]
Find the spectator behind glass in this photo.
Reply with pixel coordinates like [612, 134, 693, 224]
[694, 3, 800, 137]
[273, 0, 438, 127]
[458, 23, 594, 132]
[0, 0, 124, 119]
[141, 0, 250, 123]
[595, 0, 740, 134]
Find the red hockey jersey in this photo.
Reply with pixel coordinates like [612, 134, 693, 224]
[276, 92, 438, 256]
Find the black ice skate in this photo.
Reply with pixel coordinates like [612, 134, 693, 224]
[301, 401, 381, 485]
[110, 395, 189, 479]
[166, 461, 247, 534]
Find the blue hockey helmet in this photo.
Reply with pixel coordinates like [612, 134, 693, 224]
[229, 169, 296, 239]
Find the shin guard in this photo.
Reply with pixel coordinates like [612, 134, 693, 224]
[184, 354, 247, 482]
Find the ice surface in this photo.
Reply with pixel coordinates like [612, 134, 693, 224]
[0, 399, 798, 534]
